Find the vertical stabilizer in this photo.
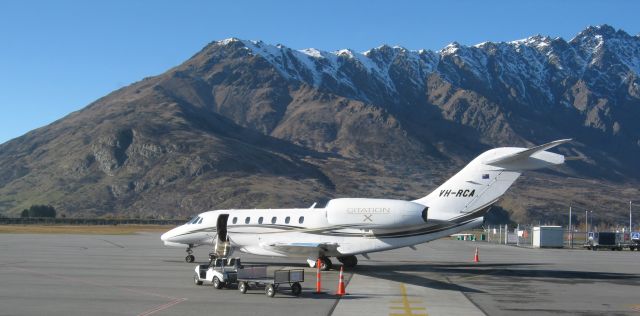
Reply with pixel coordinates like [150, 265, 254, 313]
[413, 139, 569, 221]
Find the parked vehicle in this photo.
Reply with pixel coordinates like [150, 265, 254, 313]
[584, 232, 622, 251]
[193, 257, 241, 289]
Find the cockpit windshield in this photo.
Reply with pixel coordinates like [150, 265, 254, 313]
[187, 216, 200, 224]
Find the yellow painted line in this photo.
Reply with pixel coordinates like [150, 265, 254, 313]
[389, 283, 428, 316]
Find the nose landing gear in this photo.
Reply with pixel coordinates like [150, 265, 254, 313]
[185, 244, 195, 263]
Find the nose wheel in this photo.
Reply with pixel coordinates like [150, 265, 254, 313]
[185, 244, 195, 263]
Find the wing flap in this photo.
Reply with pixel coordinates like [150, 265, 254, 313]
[261, 242, 339, 256]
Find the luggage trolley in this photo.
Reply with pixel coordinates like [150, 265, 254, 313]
[236, 265, 304, 297]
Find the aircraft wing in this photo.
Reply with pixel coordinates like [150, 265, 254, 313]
[261, 242, 340, 256]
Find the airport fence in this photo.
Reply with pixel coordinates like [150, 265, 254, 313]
[0, 217, 185, 226]
[459, 226, 593, 248]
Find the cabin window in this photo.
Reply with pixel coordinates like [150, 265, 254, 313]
[197, 217, 203, 224]
[258, 217, 264, 224]
[245, 217, 250, 224]
[299, 216, 304, 224]
[232, 217, 237, 224]
[285, 216, 290, 224]
[271, 216, 277, 224]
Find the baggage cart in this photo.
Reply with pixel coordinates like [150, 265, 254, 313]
[236, 266, 304, 297]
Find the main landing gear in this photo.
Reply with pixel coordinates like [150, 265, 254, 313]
[309, 255, 358, 270]
[307, 256, 333, 271]
[185, 244, 195, 263]
[337, 255, 358, 268]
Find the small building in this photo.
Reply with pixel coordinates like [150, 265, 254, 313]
[533, 226, 564, 248]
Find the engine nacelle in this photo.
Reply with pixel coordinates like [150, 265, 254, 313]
[325, 198, 428, 229]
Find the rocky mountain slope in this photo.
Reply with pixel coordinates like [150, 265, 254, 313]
[1, 25, 639, 225]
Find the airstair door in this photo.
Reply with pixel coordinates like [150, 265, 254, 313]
[217, 214, 229, 241]
[214, 214, 231, 257]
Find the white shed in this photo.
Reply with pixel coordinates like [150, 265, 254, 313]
[533, 226, 564, 248]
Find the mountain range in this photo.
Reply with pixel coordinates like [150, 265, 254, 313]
[1, 24, 639, 225]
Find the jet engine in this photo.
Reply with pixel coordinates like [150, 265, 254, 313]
[325, 198, 428, 228]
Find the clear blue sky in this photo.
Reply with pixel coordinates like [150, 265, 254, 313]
[1, 0, 639, 144]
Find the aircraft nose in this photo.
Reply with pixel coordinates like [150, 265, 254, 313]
[161, 228, 176, 242]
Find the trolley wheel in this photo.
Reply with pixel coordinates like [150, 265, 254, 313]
[194, 273, 203, 285]
[266, 284, 276, 297]
[213, 276, 223, 289]
[291, 282, 302, 296]
[239, 281, 248, 294]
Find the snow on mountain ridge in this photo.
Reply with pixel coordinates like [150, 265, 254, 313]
[213, 25, 639, 106]
[213, 38, 441, 100]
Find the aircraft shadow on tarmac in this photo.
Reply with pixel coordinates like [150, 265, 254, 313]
[173, 259, 640, 294]
[237, 260, 484, 293]
[357, 262, 640, 288]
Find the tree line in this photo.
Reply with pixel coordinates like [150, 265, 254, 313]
[20, 205, 57, 218]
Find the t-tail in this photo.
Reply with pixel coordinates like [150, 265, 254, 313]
[414, 139, 571, 221]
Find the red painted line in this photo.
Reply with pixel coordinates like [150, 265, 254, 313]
[137, 298, 187, 316]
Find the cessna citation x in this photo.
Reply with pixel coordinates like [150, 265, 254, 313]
[161, 139, 570, 269]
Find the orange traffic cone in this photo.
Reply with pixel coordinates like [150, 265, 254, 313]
[473, 247, 480, 263]
[336, 266, 346, 296]
[315, 258, 322, 294]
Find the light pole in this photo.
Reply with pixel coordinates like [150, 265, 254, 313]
[569, 205, 573, 248]
[585, 210, 588, 240]
[630, 201, 633, 232]
[590, 210, 593, 232]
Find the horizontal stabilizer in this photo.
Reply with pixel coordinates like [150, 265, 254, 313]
[484, 139, 571, 166]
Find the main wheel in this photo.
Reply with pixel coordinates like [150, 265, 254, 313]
[291, 282, 302, 296]
[239, 281, 248, 294]
[319, 257, 333, 271]
[213, 276, 223, 289]
[185, 255, 195, 263]
[266, 284, 276, 297]
[194, 273, 203, 285]
[337, 255, 358, 268]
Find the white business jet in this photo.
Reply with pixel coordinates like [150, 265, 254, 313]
[161, 139, 570, 269]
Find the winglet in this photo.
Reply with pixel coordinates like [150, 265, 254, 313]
[484, 139, 571, 166]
